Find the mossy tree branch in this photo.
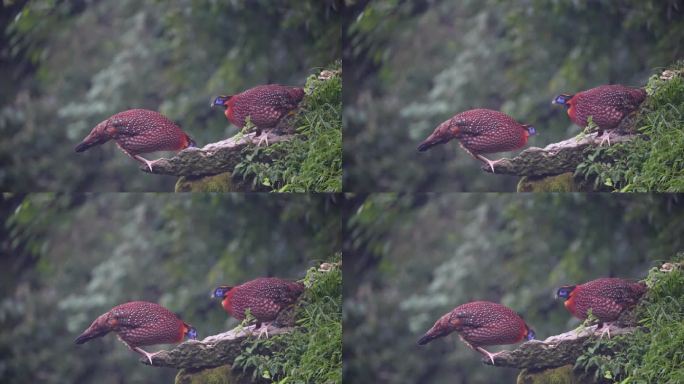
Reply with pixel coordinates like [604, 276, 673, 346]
[482, 132, 638, 176]
[484, 325, 638, 370]
[139, 133, 294, 177]
[141, 326, 295, 370]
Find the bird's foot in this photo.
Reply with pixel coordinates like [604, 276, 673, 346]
[252, 322, 272, 339]
[476, 347, 504, 365]
[477, 155, 502, 173]
[134, 347, 164, 365]
[596, 322, 614, 339]
[134, 155, 162, 172]
[253, 132, 269, 147]
[598, 131, 612, 146]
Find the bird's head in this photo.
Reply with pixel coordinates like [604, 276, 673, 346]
[74, 312, 114, 345]
[556, 285, 576, 300]
[523, 125, 537, 136]
[212, 286, 233, 299]
[185, 325, 198, 340]
[417, 119, 460, 152]
[525, 326, 536, 341]
[552, 94, 573, 107]
[417, 311, 459, 345]
[211, 95, 231, 109]
[75, 120, 113, 152]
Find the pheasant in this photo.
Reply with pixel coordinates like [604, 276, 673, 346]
[75, 109, 196, 172]
[417, 109, 536, 172]
[417, 301, 535, 364]
[212, 84, 304, 146]
[552, 84, 646, 145]
[557, 277, 647, 337]
[74, 301, 197, 364]
[212, 277, 304, 337]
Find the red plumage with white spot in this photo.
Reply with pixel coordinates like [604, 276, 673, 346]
[75, 109, 194, 171]
[215, 85, 304, 135]
[417, 109, 535, 171]
[559, 278, 647, 322]
[215, 277, 304, 324]
[75, 301, 196, 364]
[556, 85, 646, 130]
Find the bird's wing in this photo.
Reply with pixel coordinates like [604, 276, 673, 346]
[260, 89, 300, 111]
[108, 118, 140, 137]
[585, 295, 624, 320]
[266, 283, 302, 306]
[600, 283, 643, 307]
[452, 311, 488, 330]
[598, 91, 644, 112]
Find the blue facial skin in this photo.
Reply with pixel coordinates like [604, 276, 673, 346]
[186, 327, 198, 340]
[527, 126, 537, 136]
[213, 96, 227, 107]
[556, 287, 574, 299]
[553, 95, 568, 105]
[526, 329, 536, 341]
[212, 287, 229, 298]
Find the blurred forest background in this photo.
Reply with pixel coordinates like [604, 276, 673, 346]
[343, 193, 684, 383]
[0, 0, 340, 191]
[343, 0, 684, 192]
[0, 193, 341, 383]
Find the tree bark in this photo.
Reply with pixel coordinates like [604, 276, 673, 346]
[142, 326, 295, 369]
[482, 132, 637, 176]
[140, 132, 293, 177]
[483, 324, 638, 370]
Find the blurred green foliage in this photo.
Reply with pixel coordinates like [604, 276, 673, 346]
[233, 63, 342, 192]
[0, 0, 340, 191]
[0, 193, 341, 383]
[343, 0, 684, 191]
[343, 193, 684, 383]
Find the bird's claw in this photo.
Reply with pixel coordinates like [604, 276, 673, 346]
[134, 347, 163, 366]
[255, 134, 269, 147]
[596, 323, 613, 339]
[598, 131, 612, 146]
[476, 347, 503, 365]
[134, 155, 160, 172]
[252, 322, 271, 339]
[477, 155, 500, 173]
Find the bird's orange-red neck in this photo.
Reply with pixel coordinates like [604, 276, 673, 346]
[177, 323, 189, 343]
[225, 97, 237, 125]
[179, 134, 192, 150]
[564, 291, 578, 317]
[517, 324, 529, 343]
[566, 97, 576, 121]
[221, 289, 236, 316]
[518, 129, 530, 148]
